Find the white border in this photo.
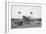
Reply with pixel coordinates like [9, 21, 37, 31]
[6, 2, 46, 33]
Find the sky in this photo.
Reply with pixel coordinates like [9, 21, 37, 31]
[12, 5, 41, 19]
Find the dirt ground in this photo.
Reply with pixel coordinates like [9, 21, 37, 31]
[11, 19, 41, 29]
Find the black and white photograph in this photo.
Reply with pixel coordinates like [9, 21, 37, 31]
[0, 0, 46, 34]
[11, 4, 42, 29]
